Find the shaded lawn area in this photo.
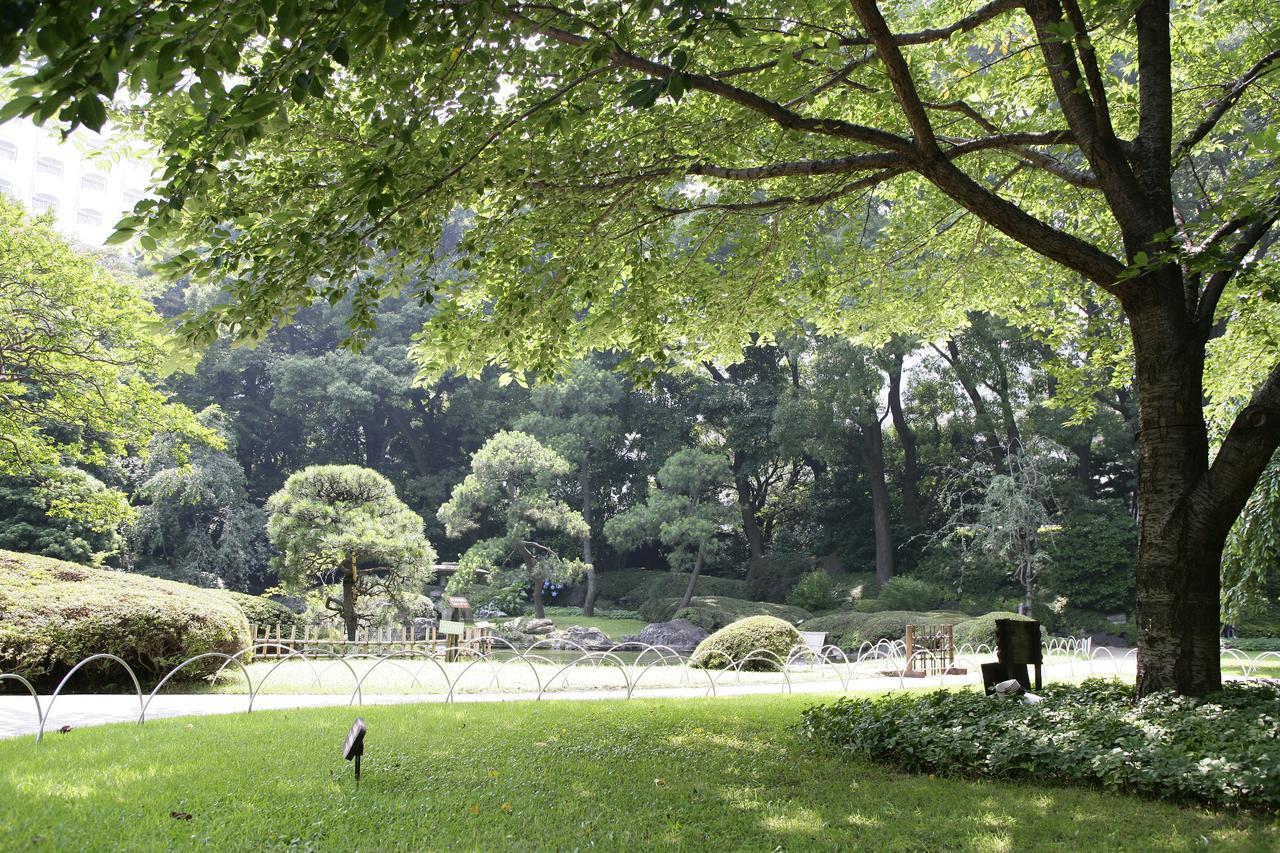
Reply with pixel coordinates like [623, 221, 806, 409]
[2, 694, 1276, 851]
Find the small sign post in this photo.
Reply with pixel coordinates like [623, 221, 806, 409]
[343, 717, 367, 785]
[442, 596, 472, 662]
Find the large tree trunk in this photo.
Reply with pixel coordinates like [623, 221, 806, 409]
[732, 450, 766, 560]
[581, 462, 598, 616]
[1127, 284, 1221, 696]
[886, 350, 922, 529]
[856, 419, 895, 586]
[678, 548, 704, 610]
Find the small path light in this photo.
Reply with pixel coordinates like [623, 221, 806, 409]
[343, 717, 367, 785]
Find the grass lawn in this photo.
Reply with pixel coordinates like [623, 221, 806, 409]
[2, 694, 1276, 850]
[541, 606, 647, 639]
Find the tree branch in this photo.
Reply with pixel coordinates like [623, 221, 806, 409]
[1174, 47, 1280, 164]
[1196, 211, 1280, 335]
[1198, 360, 1280, 541]
[840, 0, 1025, 47]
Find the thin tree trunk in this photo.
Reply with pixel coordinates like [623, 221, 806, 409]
[732, 450, 765, 560]
[941, 339, 1005, 462]
[678, 548, 704, 610]
[531, 575, 546, 619]
[581, 461, 598, 616]
[856, 419, 896, 586]
[886, 350, 922, 529]
[342, 555, 358, 641]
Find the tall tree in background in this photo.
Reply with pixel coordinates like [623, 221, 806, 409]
[604, 448, 738, 609]
[516, 361, 624, 615]
[128, 407, 272, 590]
[267, 465, 435, 639]
[438, 431, 588, 619]
[10, 1, 1280, 694]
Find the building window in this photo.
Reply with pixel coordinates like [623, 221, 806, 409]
[36, 157, 63, 177]
[0, 141, 15, 162]
[122, 189, 145, 209]
[77, 208, 102, 227]
[80, 173, 107, 193]
[32, 193, 58, 214]
[0, 178, 13, 197]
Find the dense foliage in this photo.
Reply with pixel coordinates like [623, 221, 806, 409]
[692, 616, 802, 671]
[267, 465, 435, 638]
[0, 549, 249, 686]
[799, 680, 1280, 811]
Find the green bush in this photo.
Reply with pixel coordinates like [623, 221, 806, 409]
[1044, 498, 1137, 613]
[798, 610, 969, 649]
[799, 611, 872, 649]
[745, 551, 812, 602]
[593, 569, 664, 605]
[224, 592, 306, 629]
[952, 611, 1043, 648]
[875, 576, 946, 611]
[691, 616, 801, 671]
[800, 679, 1280, 812]
[1223, 637, 1280, 652]
[655, 596, 810, 631]
[618, 572, 749, 610]
[0, 549, 250, 686]
[786, 570, 837, 611]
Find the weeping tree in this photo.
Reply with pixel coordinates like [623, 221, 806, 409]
[604, 448, 738, 610]
[437, 430, 589, 619]
[266, 465, 435, 639]
[515, 361, 624, 615]
[948, 439, 1068, 616]
[11, 0, 1280, 695]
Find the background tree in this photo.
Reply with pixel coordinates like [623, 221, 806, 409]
[266, 464, 435, 639]
[0, 199, 208, 503]
[947, 439, 1069, 616]
[516, 360, 625, 615]
[604, 448, 738, 609]
[0, 468, 128, 564]
[437, 431, 588, 619]
[127, 407, 272, 591]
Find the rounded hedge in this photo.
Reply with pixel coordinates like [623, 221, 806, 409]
[652, 596, 810, 631]
[224, 591, 306, 630]
[691, 615, 801, 671]
[952, 611, 1042, 648]
[0, 550, 250, 687]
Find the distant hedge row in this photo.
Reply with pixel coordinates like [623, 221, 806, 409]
[800, 609, 1040, 650]
[0, 550, 265, 687]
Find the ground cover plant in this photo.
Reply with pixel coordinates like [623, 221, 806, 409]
[2, 695, 1277, 851]
[0, 550, 249, 686]
[800, 680, 1280, 812]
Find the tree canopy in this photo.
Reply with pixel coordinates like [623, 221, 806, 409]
[266, 464, 435, 637]
[438, 430, 589, 618]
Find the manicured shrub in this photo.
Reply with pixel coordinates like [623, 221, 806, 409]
[0, 549, 250, 687]
[798, 610, 970, 650]
[1223, 637, 1280, 653]
[952, 611, 1042, 648]
[786, 570, 838, 611]
[618, 572, 749, 609]
[799, 679, 1280, 812]
[875, 576, 946, 611]
[691, 616, 801, 671]
[648, 596, 810, 631]
[225, 592, 306, 630]
[592, 569, 663, 605]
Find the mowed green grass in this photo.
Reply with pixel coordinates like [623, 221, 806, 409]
[541, 606, 648, 639]
[3, 695, 1277, 851]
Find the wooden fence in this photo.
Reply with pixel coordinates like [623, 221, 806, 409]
[249, 622, 493, 658]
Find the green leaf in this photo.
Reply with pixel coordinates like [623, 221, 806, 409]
[76, 93, 107, 131]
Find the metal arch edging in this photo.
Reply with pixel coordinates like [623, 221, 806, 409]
[141, 653, 254, 723]
[0, 673, 42, 741]
[38, 653, 144, 743]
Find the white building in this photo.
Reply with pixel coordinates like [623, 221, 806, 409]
[0, 116, 152, 246]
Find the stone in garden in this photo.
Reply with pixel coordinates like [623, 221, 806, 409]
[552, 626, 612, 651]
[626, 619, 709, 652]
